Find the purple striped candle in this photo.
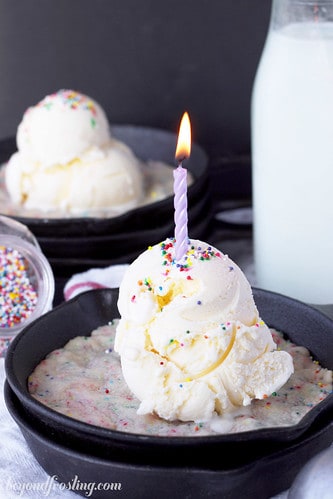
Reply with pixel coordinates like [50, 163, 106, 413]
[174, 112, 191, 261]
[173, 164, 188, 261]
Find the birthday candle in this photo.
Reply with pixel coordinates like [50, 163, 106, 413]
[174, 112, 191, 261]
[173, 164, 188, 261]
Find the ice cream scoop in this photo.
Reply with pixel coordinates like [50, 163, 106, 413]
[5, 89, 143, 214]
[115, 238, 294, 422]
[16, 89, 111, 166]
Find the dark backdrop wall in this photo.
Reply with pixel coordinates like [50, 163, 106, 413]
[0, 0, 272, 195]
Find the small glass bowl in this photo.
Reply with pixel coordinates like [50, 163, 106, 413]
[0, 215, 55, 357]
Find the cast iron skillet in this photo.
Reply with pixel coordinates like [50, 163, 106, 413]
[4, 379, 332, 499]
[0, 125, 209, 237]
[5, 288, 333, 469]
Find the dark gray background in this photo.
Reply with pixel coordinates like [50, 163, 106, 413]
[0, 0, 271, 172]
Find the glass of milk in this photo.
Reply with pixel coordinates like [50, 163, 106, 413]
[251, 0, 333, 304]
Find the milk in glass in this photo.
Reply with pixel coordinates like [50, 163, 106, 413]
[252, 21, 333, 304]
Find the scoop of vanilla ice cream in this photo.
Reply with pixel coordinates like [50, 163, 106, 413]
[115, 238, 294, 422]
[5, 89, 144, 214]
[5, 139, 143, 214]
[16, 89, 111, 166]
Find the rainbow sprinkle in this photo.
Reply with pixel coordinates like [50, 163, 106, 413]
[0, 246, 38, 328]
[159, 238, 222, 271]
[33, 89, 98, 128]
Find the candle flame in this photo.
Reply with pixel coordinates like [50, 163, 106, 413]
[175, 112, 191, 163]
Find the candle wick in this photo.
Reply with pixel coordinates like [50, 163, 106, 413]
[176, 157, 186, 167]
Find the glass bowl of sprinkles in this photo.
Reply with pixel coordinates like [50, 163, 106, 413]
[0, 216, 55, 357]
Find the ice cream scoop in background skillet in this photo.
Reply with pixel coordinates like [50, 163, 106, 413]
[4, 89, 143, 215]
[0, 90, 210, 239]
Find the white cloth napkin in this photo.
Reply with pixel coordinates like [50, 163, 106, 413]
[63, 264, 129, 301]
